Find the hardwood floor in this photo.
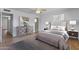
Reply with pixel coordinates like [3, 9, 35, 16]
[67, 38, 79, 50]
[0, 33, 79, 50]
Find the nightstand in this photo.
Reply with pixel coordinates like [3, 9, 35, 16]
[67, 30, 78, 39]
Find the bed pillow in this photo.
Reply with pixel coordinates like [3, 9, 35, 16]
[51, 26, 59, 30]
[58, 26, 65, 31]
[51, 26, 56, 29]
[51, 26, 65, 31]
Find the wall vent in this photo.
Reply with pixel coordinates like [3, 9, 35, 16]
[4, 9, 11, 12]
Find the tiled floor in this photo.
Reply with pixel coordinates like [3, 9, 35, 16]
[1, 33, 79, 50]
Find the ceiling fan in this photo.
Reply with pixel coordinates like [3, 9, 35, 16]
[35, 8, 46, 14]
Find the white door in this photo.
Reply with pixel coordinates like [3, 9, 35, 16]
[0, 12, 2, 42]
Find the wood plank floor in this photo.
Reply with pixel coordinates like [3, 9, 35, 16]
[67, 38, 79, 50]
[0, 33, 79, 50]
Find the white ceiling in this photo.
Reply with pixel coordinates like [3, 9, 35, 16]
[10, 8, 68, 14]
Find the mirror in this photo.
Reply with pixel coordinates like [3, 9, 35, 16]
[19, 16, 29, 26]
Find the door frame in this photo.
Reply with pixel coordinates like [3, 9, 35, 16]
[2, 12, 13, 37]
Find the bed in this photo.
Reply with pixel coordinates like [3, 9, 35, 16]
[36, 26, 69, 50]
[44, 26, 69, 41]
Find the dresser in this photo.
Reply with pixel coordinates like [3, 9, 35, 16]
[67, 30, 78, 39]
[16, 26, 33, 36]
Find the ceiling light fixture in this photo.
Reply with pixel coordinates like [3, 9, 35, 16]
[36, 10, 41, 14]
[35, 8, 46, 14]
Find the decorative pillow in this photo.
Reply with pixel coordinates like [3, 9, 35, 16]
[58, 26, 65, 31]
[51, 25, 65, 31]
[51, 26, 57, 30]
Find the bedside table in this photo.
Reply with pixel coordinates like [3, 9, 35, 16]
[67, 30, 78, 39]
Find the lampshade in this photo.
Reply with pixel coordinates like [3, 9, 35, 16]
[70, 20, 76, 25]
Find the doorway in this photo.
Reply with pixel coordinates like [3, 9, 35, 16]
[35, 18, 39, 33]
[2, 13, 13, 42]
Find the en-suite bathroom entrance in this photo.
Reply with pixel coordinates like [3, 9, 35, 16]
[2, 13, 13, 43]
[35, 17, 39, 33]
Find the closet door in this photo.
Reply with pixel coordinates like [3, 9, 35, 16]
[0, 12, 2, 42]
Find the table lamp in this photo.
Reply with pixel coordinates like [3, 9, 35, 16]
[70, 20, 76, 31]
